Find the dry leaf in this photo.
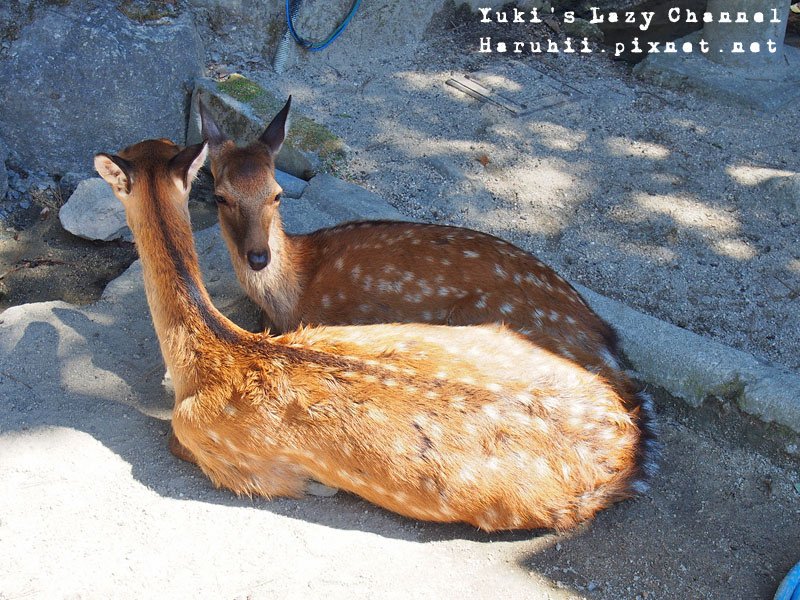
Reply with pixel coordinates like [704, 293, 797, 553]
[476, 154, 490, 167]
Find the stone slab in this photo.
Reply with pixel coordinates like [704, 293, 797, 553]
[634, 32, 800, 112]
[290, 173, 409, 232]
[275, 169, 308, 199]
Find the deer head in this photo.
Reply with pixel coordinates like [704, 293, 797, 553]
[200, 97, 291, 272]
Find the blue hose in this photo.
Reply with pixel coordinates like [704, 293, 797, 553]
[774, 560, 800, 600]
[285, 0, 361, 52]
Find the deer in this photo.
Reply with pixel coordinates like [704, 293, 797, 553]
[94, 137, 658, 531]
[200, 98, 653, 416]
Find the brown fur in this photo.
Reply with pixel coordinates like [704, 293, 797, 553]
[96, 138, 655, 531]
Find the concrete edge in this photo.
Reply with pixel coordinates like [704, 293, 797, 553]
[575, 284, 800, 437]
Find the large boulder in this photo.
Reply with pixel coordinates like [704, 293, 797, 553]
[0, 2, 204, 175]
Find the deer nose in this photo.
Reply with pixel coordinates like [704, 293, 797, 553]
[246, 250, 270, 271]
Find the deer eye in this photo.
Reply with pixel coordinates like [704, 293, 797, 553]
[274, 193, 282, 204]
[213, 194, 228, 206]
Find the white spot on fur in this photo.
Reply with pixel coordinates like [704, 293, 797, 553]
[459, 466, 477, 483]
[482, 404, 500, 420]
[377, 279, 403, 293]
[533, 457, 551, 477]
[334, 257, 344, 271]
[499, 302, 514, 315]
[368, 407, 388, 422]
[493, 264, 508, 278]
[463, 250, 480, 258]
[224, 404, 237, 416]
[512, 412, 531, 426]
[533, 417, 550, 433]
[525, 273, 542, 286]
[515, 392, 533, 406]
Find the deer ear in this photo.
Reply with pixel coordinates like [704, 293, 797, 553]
[199, 98, 227, 149]
[94, 153, 133, 196]
[169, 142, 208, 193]
[258, 95, 291, 155]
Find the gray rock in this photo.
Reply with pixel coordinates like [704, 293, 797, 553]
[562, 17, 604, 42]
[0, 3, 204, 174]
[765, 174, 800, 217]
[288, 173, 407, 233]
[275, 169, 308, 199]
[59, 178, 131, 242]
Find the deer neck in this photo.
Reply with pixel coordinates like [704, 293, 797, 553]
[132, 179, 243, 396]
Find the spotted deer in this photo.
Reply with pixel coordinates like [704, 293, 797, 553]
[94, 137, 658, 531]
[200, 98, 644, 401]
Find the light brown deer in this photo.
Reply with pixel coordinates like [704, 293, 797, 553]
[200, 99, 635, 392]
[95, 137, 657, 531]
